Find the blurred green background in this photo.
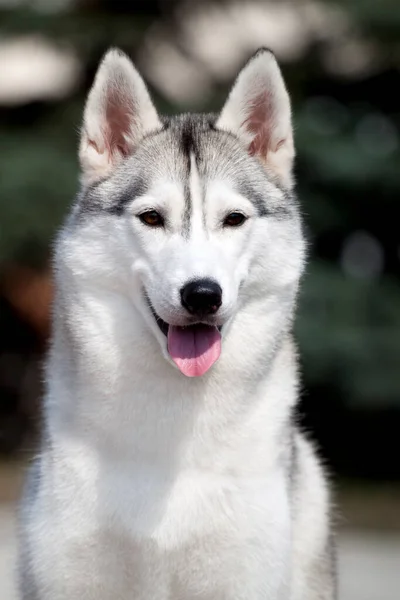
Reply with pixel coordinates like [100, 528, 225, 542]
[0, 0, 399, 485]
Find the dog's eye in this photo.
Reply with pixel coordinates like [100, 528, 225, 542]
[139, 210, 164, 227]
[223, 212, 247, 227]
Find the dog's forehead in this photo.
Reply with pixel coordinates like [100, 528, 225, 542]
[137, 113, 248, 181]
[134, 114, 290, 216]
[78, 113, 291, 219]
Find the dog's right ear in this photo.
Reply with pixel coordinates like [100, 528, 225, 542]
[216, 49, 294, 189]
[79, 49, 161, 185]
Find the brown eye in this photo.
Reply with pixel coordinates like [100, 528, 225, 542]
[139, 210, 164, 227]
[223, 212, 246, 227]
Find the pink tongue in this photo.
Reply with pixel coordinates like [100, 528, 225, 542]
[167, 324, 221, 377]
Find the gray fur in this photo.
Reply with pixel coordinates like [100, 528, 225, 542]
[76, 114, 295, 228]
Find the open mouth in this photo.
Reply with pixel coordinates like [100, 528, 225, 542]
[146, 298, 222, 378]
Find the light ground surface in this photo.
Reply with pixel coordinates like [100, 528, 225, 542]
[1, 498, 399, 599]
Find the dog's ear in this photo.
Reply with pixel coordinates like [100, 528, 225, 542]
[216, 49, 294, 188]
[79, 49, 161, 185]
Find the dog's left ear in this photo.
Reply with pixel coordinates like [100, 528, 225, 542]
[79, 48, 161, 185]
[216, 49, 294, 189]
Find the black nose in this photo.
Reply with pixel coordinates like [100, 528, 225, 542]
[181, 279, 222, 316]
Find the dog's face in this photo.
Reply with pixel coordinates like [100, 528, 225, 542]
[68, 49, 305, 377]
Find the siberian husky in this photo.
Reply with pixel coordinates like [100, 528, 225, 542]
[18, 48, 336, 599]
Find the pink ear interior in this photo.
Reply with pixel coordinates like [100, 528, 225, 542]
[91, 86, 135, 159]
[245, 91, 271, 158]
[243, 90, 284, 159]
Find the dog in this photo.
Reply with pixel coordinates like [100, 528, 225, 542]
[18, 48, 336, 599]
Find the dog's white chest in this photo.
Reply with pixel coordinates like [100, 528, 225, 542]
[90, 464, 292, 599]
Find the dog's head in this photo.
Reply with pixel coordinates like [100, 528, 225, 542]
[67, 48, 305, 377]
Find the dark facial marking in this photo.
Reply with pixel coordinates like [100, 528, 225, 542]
[180, 120, 198, 162]
[77, 174, 148, 217]
[178, 118, 201, 236]
[106, 176, 148, 216]
[77, 178, 109, 216]
[176, 114, 220, 235]
[238, 180, 292, 219]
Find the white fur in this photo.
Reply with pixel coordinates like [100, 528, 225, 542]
[18, 49, 334, 600]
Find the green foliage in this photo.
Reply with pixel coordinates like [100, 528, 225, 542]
[297, 262, 400, 407]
